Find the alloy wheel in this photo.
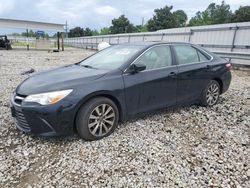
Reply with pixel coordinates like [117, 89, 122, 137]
[88, 104, 115, 137]
[206, 83, 219, 105]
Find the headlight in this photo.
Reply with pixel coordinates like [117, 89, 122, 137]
[24, 89, 73, 105]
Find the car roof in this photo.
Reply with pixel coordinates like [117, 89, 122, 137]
[119, 41, 193, 47]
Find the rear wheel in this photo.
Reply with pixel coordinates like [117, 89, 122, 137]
[76, 97, 119, 141]
[200, 80, 220, 106]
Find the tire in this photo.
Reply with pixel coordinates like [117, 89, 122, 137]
[200, 80, 220, 106]
[7, 44, 12, 50]
[76, 97, 119, 141]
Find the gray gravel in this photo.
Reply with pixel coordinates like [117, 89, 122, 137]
[0, 49, 250, 187]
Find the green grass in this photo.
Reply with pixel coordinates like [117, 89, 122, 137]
[12, 42, 36, 48]
[11, 41, 71, 49]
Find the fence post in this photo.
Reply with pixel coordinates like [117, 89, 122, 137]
[57, 32, 60, 50]
[26, 29, 29, 51]
[231, 26, 239, 52]
[117, 35, 120, 44]
[188, 29, 193, 42]
[61, 32, 64, 51]
[128, 35, 130, 42]
[161, 33, 164, 41]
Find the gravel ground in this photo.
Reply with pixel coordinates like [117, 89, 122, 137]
[0, 49, 249, 188]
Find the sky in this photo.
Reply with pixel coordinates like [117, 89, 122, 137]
[0, 0, 249, 34]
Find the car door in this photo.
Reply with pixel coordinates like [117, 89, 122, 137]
[173, 44, 212, 104]
[123, 45, 178, 115]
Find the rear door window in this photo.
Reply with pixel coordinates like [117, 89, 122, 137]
[174, 45, 210, 65]
[174, 45, 199, 65]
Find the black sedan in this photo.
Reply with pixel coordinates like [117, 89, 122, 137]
[10, 42, 232, 140]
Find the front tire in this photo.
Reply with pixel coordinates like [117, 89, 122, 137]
[76, 97, 119, 141]
[200, 80, 220, 106]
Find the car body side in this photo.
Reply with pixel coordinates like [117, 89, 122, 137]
[11, 42, 231, 136]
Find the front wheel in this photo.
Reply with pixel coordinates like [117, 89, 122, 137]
[200, 80, 220, 106]
[76, 97, 119, 141]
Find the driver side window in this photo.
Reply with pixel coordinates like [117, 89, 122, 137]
[134, 46, 172, 70]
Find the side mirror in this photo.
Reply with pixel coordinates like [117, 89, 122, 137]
[127, 64, 146, 74]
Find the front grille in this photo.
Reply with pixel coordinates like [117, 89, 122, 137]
[14, 109, 30, 132]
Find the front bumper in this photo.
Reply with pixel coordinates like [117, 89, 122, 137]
[10, 94, 76, 137]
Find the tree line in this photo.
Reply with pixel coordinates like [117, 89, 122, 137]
[68, 1, 250, 37]
[10, 30, 50, 38]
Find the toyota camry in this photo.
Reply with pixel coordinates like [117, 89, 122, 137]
[10, 42, 232, 140]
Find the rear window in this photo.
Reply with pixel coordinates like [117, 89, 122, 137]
[197, 50, 210, 61]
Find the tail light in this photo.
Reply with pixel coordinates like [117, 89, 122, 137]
[225, 63, 232, 70]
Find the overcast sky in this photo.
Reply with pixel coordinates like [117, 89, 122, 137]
[0, 0, 249, 33]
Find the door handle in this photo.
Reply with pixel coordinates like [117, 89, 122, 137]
[168, 72, 177, 77]
[206, 65, 211, 69]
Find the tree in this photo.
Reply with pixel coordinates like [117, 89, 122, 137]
[189, 10, 213, 26]
[173, 10, 188, 27]
[68, 27, 84, 37]
[211, 1, 232, 24]
[134, 25, 148, 32]
[11, 31, 51, 38]
[44, 33, 50, 39]
[232, 6, 250, 22]
[92, 29, 99, 36]
[147, 6, 178, 31]
[84, 27, 93, 36]
[10, 33, 21, 36]
[100, 27, 111, 35]
[188, 1, 232, 26]
[110, 15, 136, 34]
[68, 27, 98, 37]
[20, 30, 40, 37]
[20, 30, 36, 37]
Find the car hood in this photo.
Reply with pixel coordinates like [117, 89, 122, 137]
[16, 64, 109, 95]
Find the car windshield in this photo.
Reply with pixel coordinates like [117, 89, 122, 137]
[79, 45, 143, 70]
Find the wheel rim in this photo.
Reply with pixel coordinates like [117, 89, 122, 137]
[206, 83, 219, 105]
[88, 104, 115, 137]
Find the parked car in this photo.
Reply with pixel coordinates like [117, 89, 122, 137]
[10, 42, 232, 140]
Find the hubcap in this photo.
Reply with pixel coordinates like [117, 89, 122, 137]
[206, 83, 219, 105]
[88, 104, 115, 137]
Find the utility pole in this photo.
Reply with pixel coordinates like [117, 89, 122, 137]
[65, 21, 68, 38]
[141, 17, 144, 27]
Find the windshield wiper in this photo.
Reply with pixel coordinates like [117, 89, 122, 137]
[80, 64, 95, 69]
